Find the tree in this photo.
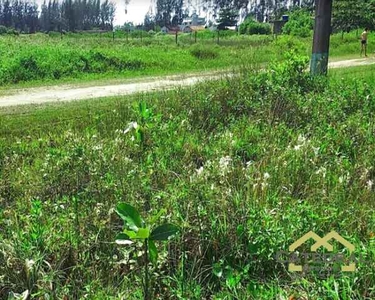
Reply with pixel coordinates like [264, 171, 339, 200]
[333, 0, 362, 36]
[217, 6, 238, 29]
[333, 0, 375, 37]
[2, 0, 12, 27]
[143, 12, 155, 31]
[155, 0, 177, 27]
[282, 8, 313, 37]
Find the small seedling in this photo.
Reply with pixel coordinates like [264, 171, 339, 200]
[115, 203, 179, 300]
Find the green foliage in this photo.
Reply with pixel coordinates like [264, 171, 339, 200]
[115, 203, 179, 299]
[1, 40, 375, 298]
[217, 7, 238, 30]
[150, 224, 179, 240]
[0, 31, 366, 87]
[0, 25, 7, 35]
[333, 0, 375, 32]
[282, 9, 313, 38]
[190, 45, 219, 59]
[0, 34, 273, 86]
[116, 203, 143, 231]
[7, 28, 20, 36]
[239, 18, 271, 35]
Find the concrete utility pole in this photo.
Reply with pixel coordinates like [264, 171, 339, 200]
[310, 0, 333, 76]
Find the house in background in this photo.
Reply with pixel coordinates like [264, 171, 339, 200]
[159, 11, 206, 34]
[190, 25, 206, 32]
[182, 12, 206, 26]
[160, 26, 183, 34]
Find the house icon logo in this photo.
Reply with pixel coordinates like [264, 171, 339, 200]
[288, 231, 356, 273]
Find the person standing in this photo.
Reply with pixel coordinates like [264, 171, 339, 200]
[361, 28, 369, 57]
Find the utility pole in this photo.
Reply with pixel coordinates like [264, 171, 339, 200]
[310, 0, 333, 76]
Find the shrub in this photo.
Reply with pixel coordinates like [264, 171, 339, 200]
[273, 35, 307, 56]
[0, 25, 7, 35]
[240, 18, 271, 35]
[248, 22, 272, 35]
[190, 45, 219, 59]
[282, 9, 313, 38]
[7, 28, 19, 35]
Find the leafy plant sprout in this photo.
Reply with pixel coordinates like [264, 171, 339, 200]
[115, 203, 179, 300]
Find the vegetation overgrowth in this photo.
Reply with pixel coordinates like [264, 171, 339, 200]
[0, 30, 372, 88]
[0, 54, 374, 299]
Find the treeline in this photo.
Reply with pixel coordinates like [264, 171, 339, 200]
[144, 0, 315, 29]
[0, 0, 115, 33]
[145, 0, 374, 32]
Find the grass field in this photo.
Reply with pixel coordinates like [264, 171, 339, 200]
[0, 51, 374, 299]
[0, 30, 372, 90]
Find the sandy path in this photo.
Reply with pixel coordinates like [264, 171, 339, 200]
[329, 57, 375, 69]
[0, 58, 374, 108]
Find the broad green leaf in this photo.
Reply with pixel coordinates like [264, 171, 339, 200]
[123, 230, 137, 239]
[116, 232, 130, 240]
[150, 224, 179, 241]
[135, 227, 150, 239]
[148, 240, 158, 265]
[116, 203, 143, 231]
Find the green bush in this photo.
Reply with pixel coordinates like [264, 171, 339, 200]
[248, 22, 272, 35]
[240, 18, 271, 35]
[7, 28, 19, 36]
[0, 25, 7, 35]
[190, 45, 219, 59]
[282, 9, 313, 38]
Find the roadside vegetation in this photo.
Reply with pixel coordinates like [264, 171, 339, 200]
[0, 54, 374, 299]
[0, 30, 372, 89]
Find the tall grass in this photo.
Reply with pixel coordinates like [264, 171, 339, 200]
[0, 56, 374, 299]
[0, 30, 371, 88]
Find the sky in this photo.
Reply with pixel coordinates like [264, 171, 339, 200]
[35, 0, 153, 26]
[113, 0, 152, 25]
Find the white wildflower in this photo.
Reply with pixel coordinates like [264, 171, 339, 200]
[316, 167, 326, 178]
[93, 144, 102, 151]
[367, 180, 373, 191]
[312, 146, 320, 156]
[123, 122, 138, 135]
[219, 156, 232, 171]
[298, 134, 306, 144]
[196, 166, 204, 177]
[264, 172, 270, 180]
[25, 259, 35, 271]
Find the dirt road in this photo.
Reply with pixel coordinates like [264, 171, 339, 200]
[0, 58, 374, 108]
